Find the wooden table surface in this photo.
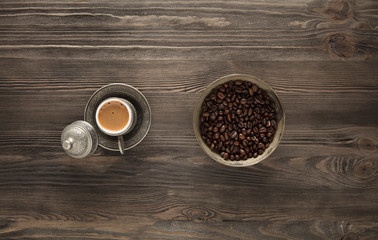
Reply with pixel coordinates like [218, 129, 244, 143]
[0, 0, 377, 239]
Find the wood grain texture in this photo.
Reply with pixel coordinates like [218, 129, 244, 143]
[0, 0, 377, 239]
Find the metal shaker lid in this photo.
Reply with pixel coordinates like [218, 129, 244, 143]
[61, 120, 98, 158]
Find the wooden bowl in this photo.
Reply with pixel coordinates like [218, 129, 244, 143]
[193, 74, 285, 167]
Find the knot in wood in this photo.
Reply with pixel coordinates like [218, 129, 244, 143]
[358, 138, 376, 153]
[325, 33, 355, 58]
[354, 160, 376, 179]
[323, 0, 352, 22]
[181, 207, 216, 223]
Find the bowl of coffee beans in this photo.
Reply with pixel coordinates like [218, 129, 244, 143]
[193, 74, 285, 167]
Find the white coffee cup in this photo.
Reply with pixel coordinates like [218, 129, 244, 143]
[95, 97, 137, 154]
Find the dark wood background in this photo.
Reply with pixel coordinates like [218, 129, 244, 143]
[0, 0, 377, 239]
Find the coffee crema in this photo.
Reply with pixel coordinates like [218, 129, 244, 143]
[97, 101, 129, 132]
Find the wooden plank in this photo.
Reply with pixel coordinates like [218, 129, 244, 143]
[0, 217, 376, 240]
[0, 0, 376, 61]
[0, 59, 377, 94]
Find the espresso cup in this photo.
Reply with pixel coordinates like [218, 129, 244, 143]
[95, 97, 137, 154]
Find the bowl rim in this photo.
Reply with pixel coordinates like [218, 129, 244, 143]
[193, 74, 285, 167]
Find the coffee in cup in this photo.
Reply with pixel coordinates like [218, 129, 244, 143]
[95, 97, 136, 154]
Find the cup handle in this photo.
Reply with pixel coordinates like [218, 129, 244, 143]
[118, 135, 125, 155]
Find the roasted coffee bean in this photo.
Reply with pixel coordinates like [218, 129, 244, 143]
[234, 146, 240, 154]
[241, 128, 247, 135]
[230, 130, 238, 139]
[227, 114, 232, 122]
[235, 87, 243, 93]
[217, 92, 225, 99]
[202, 112, 210, 117]
[240, 149, 246, 156]
[200, 80, 277, 161]
[224, 134, 229, 141]
[230, 145, 235, 152]
[235, 80, 243, 85]
[271, 119, 277, 128]
[259, 127, 267, 133]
